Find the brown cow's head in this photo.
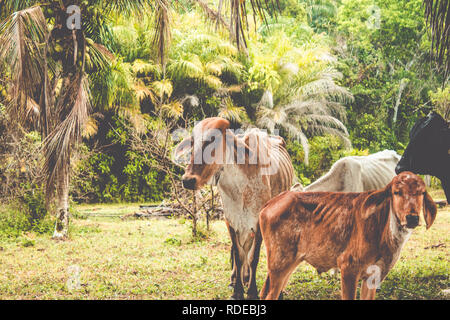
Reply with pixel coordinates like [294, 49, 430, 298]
[362, 172, 437, 229]
[174, 118, 239, 190]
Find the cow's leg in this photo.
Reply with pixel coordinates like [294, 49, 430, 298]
[231, 248, 245, 300]
[260, 245, 299, 300]
[441, 177, 450, 204]
[247, 228, 263, 300]
[227, 225, 244, 300]
[340, 267, 359, 300]
[225, 220, 238, 289]
[260, 272, 284, 300]
[260, 267, 295, 300]
[360, 280, 377, 300]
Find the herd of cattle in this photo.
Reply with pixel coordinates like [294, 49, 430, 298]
[174, 112, 449, 300]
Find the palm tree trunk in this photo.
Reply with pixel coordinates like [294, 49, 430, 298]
[53, 167, 70, 239]
[392, 78, 408, 124]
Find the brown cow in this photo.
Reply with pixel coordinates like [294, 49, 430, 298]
[174, 117, 294, 299]
[259, 172, 437, 300]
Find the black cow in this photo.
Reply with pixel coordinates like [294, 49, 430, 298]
[396, 112, 450, 203]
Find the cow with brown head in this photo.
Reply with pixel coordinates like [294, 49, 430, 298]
[174, 117, 294, 299]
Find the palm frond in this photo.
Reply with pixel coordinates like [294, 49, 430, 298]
[152, 79, 173, 98]
[82, 116, 99, 139]
[192, 0, 231, 31]
[297, 78, 354, 105]
[203, 74, 222, 89]
[168, 54, 203, 79]
[0, 0, 36, 19]
[0, 6, 48, 124]
[85, 38, 113, 72]
[133, 80, 155, 103]
[305, 114, 349, 136]
[161, 101, 183, 119]
[424, 0, 450, 76]
[43, 73, 90, 201]
[283, 122, 310, 165]
[282, 100, 330, 117]
[153, 0, 171, 70]
[98, 0, 150, 15]
[132, 59, 161, 77]
[256, 105, 287, 129]
[118, 107, 149, 134]
[218, 97, 247, 122]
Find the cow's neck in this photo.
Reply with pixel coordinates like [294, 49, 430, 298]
[216, 162, 257, 200]
[380, 207, 412, 267]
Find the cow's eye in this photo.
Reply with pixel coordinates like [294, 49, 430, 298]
[394, 191, 401, 195]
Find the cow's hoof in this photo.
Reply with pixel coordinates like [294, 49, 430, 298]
[246, 294, 260, 300]
[278, 292, 284, 300]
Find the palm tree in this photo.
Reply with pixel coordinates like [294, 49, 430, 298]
[0, 0, 279, 239]
[256, 71, 352, 163]
[251, 31, 352, 163]
[0, 0, 153, 239]
[423, 0, 450, 78]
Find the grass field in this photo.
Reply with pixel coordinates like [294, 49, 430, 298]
[0, 194, 449, 300]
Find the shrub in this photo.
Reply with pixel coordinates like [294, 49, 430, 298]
[350, 114, 399, 152]
[287, 135, 369, 186]
[71, 143, 171, 204]
[0, 178, 53, 240]
[0, 201, 53, 240]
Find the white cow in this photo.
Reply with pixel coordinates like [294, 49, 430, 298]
[292, 150, 401, 192]
[174, 118, 294, 300]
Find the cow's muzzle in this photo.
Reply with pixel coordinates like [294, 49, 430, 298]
[405, 215, 419, 228]
[182, 177, 197, 190]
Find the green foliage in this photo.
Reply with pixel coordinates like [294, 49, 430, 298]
[337, 0, 444, 145]
[429, 86, 450, 120]
[164, 237, 182, 246]
[2, 0, 448, 211]
[350, 113, 400, 152]
[0, 200, 53, 241]
[72, 115, 171, 203]
[278, 0, 308, 19]
[19, 183, 47, 223]
[287, 135, 368, 185]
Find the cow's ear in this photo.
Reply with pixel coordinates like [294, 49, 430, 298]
[423, 191, 437, 229]
[173, 137, 192, 163]
[361, 183, 391, 219]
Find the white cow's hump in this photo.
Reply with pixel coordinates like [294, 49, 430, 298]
[304, 149, 401, 192]
[347, 150, 400, 163]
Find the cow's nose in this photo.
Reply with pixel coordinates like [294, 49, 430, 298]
[182, 177, 197, 190]
[406, 215, 419, 228]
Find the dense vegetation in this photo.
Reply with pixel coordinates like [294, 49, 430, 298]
[0, 0, 448, 236]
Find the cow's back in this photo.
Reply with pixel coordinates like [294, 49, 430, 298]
[357, 150, 400, 191]
[238, 130, 294, 197]
[269, 141, 294, 197]
[304, 150, 400, 193]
